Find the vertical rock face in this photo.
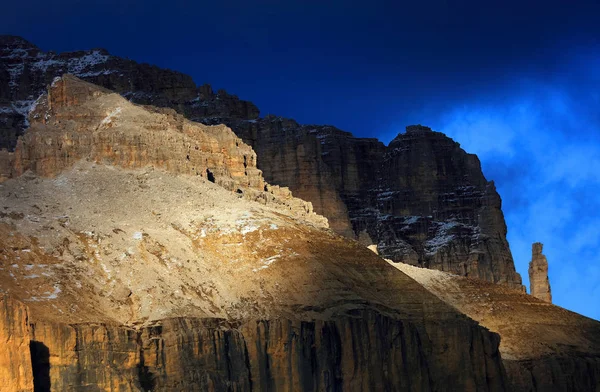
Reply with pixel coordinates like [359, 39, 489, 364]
[23, 312, 507, 392]
[358, 126, 521, 288]
[529, 242, 552, 303]
[0, 36, 523, 289]
[504, 357, 600, 392]
[29, 321, 141, 391]
[0, 55, 597, 390]
[0, 296, 33, 392]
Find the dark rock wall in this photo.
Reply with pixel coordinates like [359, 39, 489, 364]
[26, 311, 508, 391]
[4, 291, 599, 391]
[504, 357, 600, 391]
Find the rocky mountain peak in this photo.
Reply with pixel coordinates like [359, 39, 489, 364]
[44, 73, 113, 110]
[0, 74, 518, 390]
[198, 83, 214, 98]
[0, 37, 260, 150]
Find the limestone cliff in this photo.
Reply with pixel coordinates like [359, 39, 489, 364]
[0, 36, 523, 289]
[229, 121, 523, 289]
[18, 312, 507, 392]
[529, 242, 552, 303]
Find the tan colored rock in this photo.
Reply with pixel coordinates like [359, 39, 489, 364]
[232, 120, 525, 290]
[0, 295, 33, 392]
[0, 36, 259, 151]
[0, 37, 596, 390]
[231, 117, 356, 237]
[367, 244, 379, 254]
[529, 242, 552, 303]
[20, 311, 507, 391]
[29, 321, 140, 391]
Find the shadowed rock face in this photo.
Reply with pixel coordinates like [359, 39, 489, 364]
[221, 120, 524, 289]
[529, 242, 552, 303]
[3, 298, 508, 392]
[0, 36, 523, 289]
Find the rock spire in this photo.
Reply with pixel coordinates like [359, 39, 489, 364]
[528, 242, 552, 303]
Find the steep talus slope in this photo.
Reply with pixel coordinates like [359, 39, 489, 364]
[0, 36, 522, 289]
[390, 262, 600, 391]
[0, 76, 509, 391]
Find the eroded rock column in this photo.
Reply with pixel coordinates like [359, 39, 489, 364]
[529, 242, 552, 303]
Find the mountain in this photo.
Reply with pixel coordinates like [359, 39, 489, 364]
[0, 35, 523, 290]
[0, 75, 509, 391]
[0, 65, 597, 390]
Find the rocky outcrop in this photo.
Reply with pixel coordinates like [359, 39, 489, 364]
[0, 296, 33, 392]
[529, 242, 552, 303]
[236, 121, 523, 288]
[0, 36, 524, 288]
[29, 321, 140, 391]
[504, 357, 600, 391]
[391, 262, 600, 392]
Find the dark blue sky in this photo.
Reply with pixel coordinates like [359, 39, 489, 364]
[4, 0, 600, 319]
